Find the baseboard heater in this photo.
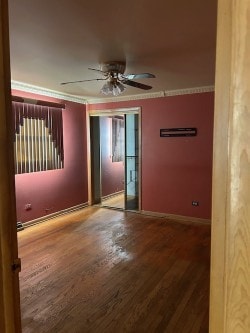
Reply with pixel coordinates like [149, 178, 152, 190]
[17, 221, 24, 231]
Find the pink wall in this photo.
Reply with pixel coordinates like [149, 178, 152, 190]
[12, 90, 88, 222]
[88, 92, 214, 219]
[13, 90, 213, 222]
[100, 117, 124, 197]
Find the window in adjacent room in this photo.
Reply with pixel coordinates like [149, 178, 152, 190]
[12, 101, 64, 174]
[112, 116, 124, 162]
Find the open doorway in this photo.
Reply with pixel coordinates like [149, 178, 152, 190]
[88, 108, 141, 211]
[100, 115, 125, 209]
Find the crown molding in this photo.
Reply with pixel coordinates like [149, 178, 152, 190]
[86, 86, 214, 104]
[11, 80, 87, 104]
[164, 85, 215, 97]
[11, 81, 215, 105]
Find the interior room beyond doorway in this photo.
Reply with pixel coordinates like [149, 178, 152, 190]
[100, 115, 125, 210]
[89, 107, 141, 212]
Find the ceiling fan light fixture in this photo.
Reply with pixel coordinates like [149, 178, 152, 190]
[100, 80, 125, 96]
[100, 81, 113, 95]
[113, 82, 125, 96]
[117, 81, 125, 92]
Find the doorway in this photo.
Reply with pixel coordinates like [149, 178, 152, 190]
[88, 107, 141, 211]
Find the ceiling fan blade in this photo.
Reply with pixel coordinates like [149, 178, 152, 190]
[61, 78, 106, 85]
[121, 79, 152, 90]
[88, 67, 107, 74]
[123, 73, 155, 80]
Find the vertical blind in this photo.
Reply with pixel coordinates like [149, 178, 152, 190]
[13, 101, 64, 174]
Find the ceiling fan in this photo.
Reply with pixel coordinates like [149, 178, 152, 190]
[61, 61, 155, 96]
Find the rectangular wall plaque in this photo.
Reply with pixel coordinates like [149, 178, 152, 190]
[160, 127, 197, 137]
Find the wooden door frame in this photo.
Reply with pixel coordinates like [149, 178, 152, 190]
[0, 0, 21, 332]
[209, 0, 250, 332]
[1, 0, 250, 331]
[86, 107, 142, 210]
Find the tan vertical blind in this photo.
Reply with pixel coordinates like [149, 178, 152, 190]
[12, 101, 64, 174]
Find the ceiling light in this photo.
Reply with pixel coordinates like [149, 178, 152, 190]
[100, 80, 125, 96]
[100, 81, 113, 95]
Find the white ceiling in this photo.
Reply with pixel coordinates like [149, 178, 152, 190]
[8, 0, 217, 100]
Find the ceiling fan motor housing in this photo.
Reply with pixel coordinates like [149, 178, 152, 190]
[101, 61, 126, 74]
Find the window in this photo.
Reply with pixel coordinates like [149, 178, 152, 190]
[13, 101, 64, 174]
[112, 116, 124, 162]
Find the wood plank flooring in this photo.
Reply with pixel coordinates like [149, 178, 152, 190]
[101, 193, 124, 209]
[18, 207, 211, 333]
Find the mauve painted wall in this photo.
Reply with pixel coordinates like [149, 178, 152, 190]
[12, 89, 88, 222]
[100, 117, 124, 197]
[88, 92, 214, 219]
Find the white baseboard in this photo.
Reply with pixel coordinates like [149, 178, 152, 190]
[23, 202, 89, 228]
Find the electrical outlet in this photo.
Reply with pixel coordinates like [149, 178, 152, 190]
[25, 203, 32, 210]
[192, 201, 199, 206]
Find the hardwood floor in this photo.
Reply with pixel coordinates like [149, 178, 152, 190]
[101, 193, 124, 209]
[18, 207, 210, 333]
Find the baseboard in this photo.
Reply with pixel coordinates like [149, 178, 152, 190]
[140, 210, 211, 225]
[23, 202, 89, 228]
[22, 204, 210, 229]
[101, 190, 124, 201]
